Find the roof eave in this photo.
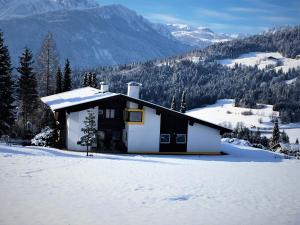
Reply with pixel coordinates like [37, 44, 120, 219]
[48, 93, 232, 133]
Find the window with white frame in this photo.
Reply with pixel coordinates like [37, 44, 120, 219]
[160, 134, 171, 144]
[176, 134, 186, 144]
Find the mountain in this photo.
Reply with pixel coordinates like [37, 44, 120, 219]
[0, 3, 190, 68]
[166, 24, 246, 48]
[0, 0, 99, 18]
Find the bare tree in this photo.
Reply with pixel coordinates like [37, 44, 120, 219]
[36, 32, 59, 96]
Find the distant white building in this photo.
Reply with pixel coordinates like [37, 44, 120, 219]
[41, 82, 231, 154]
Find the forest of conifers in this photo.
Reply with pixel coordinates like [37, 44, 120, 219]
[73, 26, 300, 123]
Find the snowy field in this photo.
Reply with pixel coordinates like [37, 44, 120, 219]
[187, 99, 300, 143]
[1, 143, 300, 225]
[219, 52, 300, 73]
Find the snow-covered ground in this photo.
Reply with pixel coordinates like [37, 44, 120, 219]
[187, 99, 300, 143]
[1, 143, 299, 225]
[219, 52, 300, 73]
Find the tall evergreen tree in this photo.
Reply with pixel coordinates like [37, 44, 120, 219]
[83, 72, 89, 87]
[296, 138, 299, 145]
[63, 59, 71, 92]
[36, 32, 59, 96]
[55, 67, 62, 94]
[17, 47, 39, 135]
[271, 119, 280, 147]
[0, 31, 14, 135]
[180, 91, 187, 113]
[280, 130, 289, 143]
[171, 95, 176, 110]
[90, 72, 97, 88]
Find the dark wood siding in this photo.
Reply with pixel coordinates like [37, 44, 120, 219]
[57, 111, 66, 148]
[97, 98, 126, 130]
[160, 113, 188, 152]
[97, 98, 127, 152]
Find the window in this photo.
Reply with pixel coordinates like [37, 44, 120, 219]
[125, 109, 144, 124]
[160, 134, 170, 144]
[176, 134, 186, 144]
[106, 109, 115, 119]
[99, 109, 115, 119]
[129, 111, 142, 122]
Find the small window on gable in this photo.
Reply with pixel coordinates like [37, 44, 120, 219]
[176, 134, 186, 144]
[160, 134, 170, 144]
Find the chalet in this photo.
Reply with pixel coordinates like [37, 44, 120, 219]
[41, 82, 231, 154]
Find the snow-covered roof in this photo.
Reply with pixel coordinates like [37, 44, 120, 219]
[41, 87, 118, 111]
[41, 87, 231, 133]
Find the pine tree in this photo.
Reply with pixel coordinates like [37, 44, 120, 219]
[17, 47, 39, 136]
[0, 31, 14, 135]
[296, 138, 299, 145]
[90, 72, 97, 88]
[87, 72, 92, 87]
[63, 59, 71, 92]
[280, 130, 289, 143]
[36, 32, 59, 96]
[171, 95, 176, 110]
[180, 91, 187, 113]
[271, 119, 280, 147]
[81, 110, 97, 156]
[55, 67, 62, 94]
[83, 72, 89, 87]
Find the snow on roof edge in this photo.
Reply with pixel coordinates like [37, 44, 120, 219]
[41, 87, 118, 111]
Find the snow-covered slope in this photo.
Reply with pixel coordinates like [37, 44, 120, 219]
[166, 24, 239, 48]
[1, 143, 300, 225]
[187, 99, 300, 143]
[0, 4, 190, 68]
[219, 52, 300, 73]
[0, 0, 99, 19]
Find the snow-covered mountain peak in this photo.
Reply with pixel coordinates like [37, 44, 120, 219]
[168, 24, 192, 31]
[50, 0, 99, 8]
[0, 0, 99, 19]
[0, 3, 189, 68]
[165, 23, 236, 48]
[197, 27, 214, 33]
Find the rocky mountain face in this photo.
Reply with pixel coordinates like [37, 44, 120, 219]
[0, 0, 99, 18]
[0, 2, 190, 68]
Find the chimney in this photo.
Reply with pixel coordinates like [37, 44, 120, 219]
[127, 82, 142, 98]
[100, 81, 109, 93]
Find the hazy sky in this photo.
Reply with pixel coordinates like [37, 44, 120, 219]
[97, 0, 300, 34]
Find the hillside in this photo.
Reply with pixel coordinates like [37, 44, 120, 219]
[0, 4, 190, 68]
[1, 143, 300, 225]
[186, 99, 300, 143]
[185, 26, 300, 61]
[77, 26, 300, 123]
[219, 52, 300, 73]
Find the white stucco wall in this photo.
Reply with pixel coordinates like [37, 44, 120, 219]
[66, 107, 98, 151]
[187, 123, 221, 152]
[127, 106, 161, 153]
